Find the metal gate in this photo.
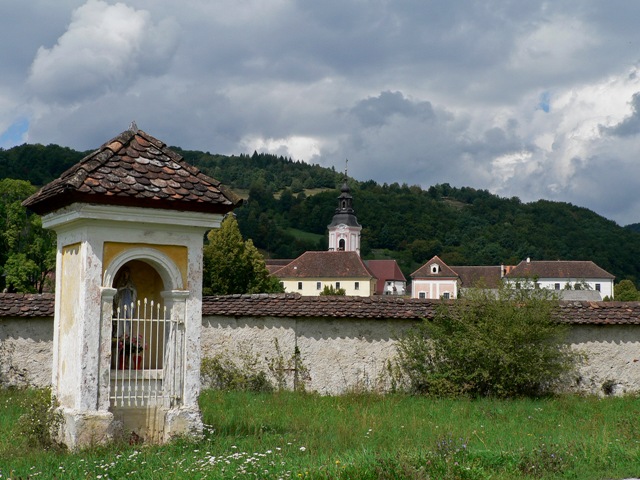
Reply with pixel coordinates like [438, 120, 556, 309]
[109, 299, 184, 408]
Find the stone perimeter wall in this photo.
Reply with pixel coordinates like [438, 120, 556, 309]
[2, 315, 639, 396]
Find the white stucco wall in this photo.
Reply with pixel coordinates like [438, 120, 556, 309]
[565, 325, 640, 395]
[3, 315, 640, 396]
[280, 278, 374, 296]
[0, 317, 53, 387]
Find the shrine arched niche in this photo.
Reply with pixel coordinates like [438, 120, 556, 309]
[103, 247, 187, 373]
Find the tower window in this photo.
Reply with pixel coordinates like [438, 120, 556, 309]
[338, 239, 345, 250]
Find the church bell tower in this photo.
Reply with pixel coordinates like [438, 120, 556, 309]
[327, 175, 361, 255]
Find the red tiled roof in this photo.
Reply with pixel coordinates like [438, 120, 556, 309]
[506, 260, 615, 280]
[265, 259, 293, 274]
[365, 260, 406, 295]
[3, 293, 640, 325]
[273, 251, 375, 279]
[556, 301, 640, 325]
[453, 266, 503, 289]
[203, 294, 438, 319]
[22, 125, 241, 216]
[411, 255, 459, 278]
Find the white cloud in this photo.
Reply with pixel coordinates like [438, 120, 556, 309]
[240, 135, 321, 161]
[27, 0, 177, 103]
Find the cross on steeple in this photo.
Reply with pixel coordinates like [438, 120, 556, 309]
[345, 158, 348, 178]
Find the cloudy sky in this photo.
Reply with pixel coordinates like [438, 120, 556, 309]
[3, 1, 640, 225]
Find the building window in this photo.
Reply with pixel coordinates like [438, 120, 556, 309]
[595, 283, 601, 291]
[442, 292, 450, 299]
[354, 282, 360, 290]
[297, 282, 303, 290]
[555, 283, 560, 290]
[419, 292, 426, 299]
[336, 282, 341, 289]
[431, 264, 439, 274]
[316, 282, 322, 290]
[338, 239, 345, 250]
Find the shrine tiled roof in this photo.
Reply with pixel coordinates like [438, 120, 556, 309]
[23, 124, 241, 216]
[2, 293, 640, 325]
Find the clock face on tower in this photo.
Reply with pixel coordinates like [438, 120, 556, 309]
[337, 223, 347, 232]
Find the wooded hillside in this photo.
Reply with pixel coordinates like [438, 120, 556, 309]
[3, 143, 640, 284]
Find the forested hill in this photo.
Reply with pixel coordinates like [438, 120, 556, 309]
[3, 143, 640, 284]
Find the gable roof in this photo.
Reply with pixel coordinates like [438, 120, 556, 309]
[365, 260, 406, 295]
[22, 125, 241, 216]
[453, 266, 504, 289]
[366, 260, 406, 282]
[411, 255, 459, 279]
[273, 251, 374, 279]
[506, 260, 615, 280]
[265, 259, 293, 274]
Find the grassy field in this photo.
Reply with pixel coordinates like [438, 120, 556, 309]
[1, 389, 639, 479]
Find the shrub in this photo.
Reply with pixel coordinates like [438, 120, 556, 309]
[320, 285, 346, 295]
[15, 388, 64, 450]
[396, 285, 580, 398]
[201, 347, 273, 393]
[202, 341, 310, 393]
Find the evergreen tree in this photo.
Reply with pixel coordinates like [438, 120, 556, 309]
[203, 215, 283, 295]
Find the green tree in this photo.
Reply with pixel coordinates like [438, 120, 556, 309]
[396, 286, 579, 398]
[4, 253, 40, 293]
[203, 215, 284, 295]
[614, 279, 640, 301]
[0, 179, 56, 292]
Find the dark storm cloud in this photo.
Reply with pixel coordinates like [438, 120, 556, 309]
[4, 0, 640, 224]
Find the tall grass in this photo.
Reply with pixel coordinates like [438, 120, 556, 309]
[1, 388, 639, 479]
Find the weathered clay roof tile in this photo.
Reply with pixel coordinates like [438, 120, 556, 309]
[3, 293, 640, 324]
[0, 294, 55, 317]
[22, 125, 241, 215]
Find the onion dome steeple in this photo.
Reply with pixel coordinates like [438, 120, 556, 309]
[327, 171, 362, 255]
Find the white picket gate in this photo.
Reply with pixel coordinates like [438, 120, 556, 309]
[109, 299, 184, 408]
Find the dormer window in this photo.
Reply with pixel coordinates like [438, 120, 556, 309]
[430, 264, 440, 274]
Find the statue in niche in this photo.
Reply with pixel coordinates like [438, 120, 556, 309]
[113, 266, 137, 335]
